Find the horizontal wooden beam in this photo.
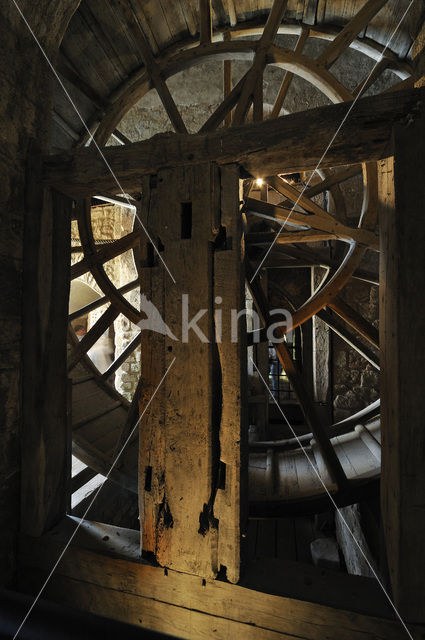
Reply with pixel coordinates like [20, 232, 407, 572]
[18, 517, 419, 640]
[44, 87, 425, 197]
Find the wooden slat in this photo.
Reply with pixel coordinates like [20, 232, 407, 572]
[45, 87, 425, 196]
[303, 166, 362, 199]
[70, 230, 140, 280]
[223, 55, 232, 127]
[200, 70, 247, 132]
[317, 0, 389, 69]
[72, 401, 122, 431]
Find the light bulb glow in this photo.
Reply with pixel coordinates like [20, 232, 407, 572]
[256, 178, 264, 187]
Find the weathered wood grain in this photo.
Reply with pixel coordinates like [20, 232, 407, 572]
[45, 87, 425, 197]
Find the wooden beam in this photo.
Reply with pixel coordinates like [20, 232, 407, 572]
[270, 27, 309, 118]
[21, 157, 72, 535]
[232, 0, 288, 125]
[328, 295, 379, 348]
[69, 279, 139, 322]
[115, 0, 187, 134]
[245, 197, 379, 249]
[317, 309, 379, 370]
[302, 166, 362, 199]
[18, 518, 419, 640]
[379, 109, 425, 623]
[101, 333, 140, 380]
[139, 164, 243, 581]
[317, 0, 389, 69]
[352, 58, 390, 99]
[45, 87, 425, 197]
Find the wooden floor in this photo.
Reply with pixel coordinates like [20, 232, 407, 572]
[246, 517, 316, 565]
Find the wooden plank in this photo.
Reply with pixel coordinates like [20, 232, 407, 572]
[379, 107, 425, 623]
[303, 165, 362, 199]
[45, 87, 425, 197]
[71, 466, 98, 494]
[101, 332, 140, 380]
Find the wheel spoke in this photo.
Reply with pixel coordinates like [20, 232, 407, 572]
[318, 308, 379, 370]
[245, 196, 379, 248]
[199, 0, 212, 45]
[68, 304, 119, 372]
[328, 295, 379, 348]
[101, 333, 140, 380]
[270, 26, 309, 118]
[69, 279, 139, 322]
[232, 0, 288, 126]
[115, 0, 187, 134]
[317, 0, 389, 70]
[246, 263, 348, 490]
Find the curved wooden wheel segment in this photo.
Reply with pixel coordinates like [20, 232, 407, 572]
[68, 196, 142, 376]
[66, 0, 412, 511]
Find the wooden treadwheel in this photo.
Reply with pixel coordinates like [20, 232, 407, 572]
[66, 8, 413, 514]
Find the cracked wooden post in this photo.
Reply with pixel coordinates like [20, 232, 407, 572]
[139, 164, 245, 581]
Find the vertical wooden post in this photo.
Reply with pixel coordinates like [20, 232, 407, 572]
[379, 109, 425, 622]
[139, 163, 245, 581]
[21, 152, 72, 535]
